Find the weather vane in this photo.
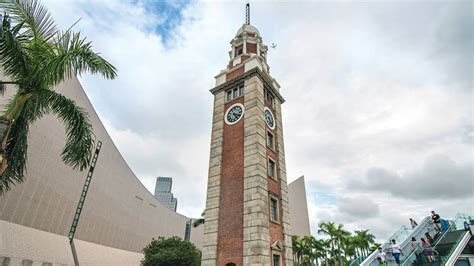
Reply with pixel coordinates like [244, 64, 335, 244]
[245, 1, 250, 25]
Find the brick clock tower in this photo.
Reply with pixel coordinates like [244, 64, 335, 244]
[202, 9, 294, 266]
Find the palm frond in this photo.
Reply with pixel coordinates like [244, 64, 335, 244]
[42, 89, 94, 170]
[0, 0, 57, 40]
[0, 103, 29, 193]
[37, 30, 117, 87]
[0, 13, 29, 80]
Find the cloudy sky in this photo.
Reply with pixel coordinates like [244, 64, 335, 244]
[44, 0, 473, 241]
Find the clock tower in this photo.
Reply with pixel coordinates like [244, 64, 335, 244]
[202, 7, 293, 266]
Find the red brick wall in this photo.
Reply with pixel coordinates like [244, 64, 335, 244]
[217, 96, 245, 266]
[247, 43, 257, 54]
[226, 66, 244, 82]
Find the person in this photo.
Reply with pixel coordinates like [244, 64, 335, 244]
[376, 247, 387, 265]
[410, 237, 421, 260]
[391, 239, 403, 265]
[421, 237, 435, 262]
[410, 218, 418, 229]
[425, 232, 434, 245]
[431, 211, 441, 232]
[464, 220, 472, 235]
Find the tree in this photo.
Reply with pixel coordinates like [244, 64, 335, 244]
[332, 223, 350, 265]
[0, 0, 116, 193]
[318, 221, 338, 264]
[354, 229, 375, 258]
[292, 235, 304, 265]
[142, 236, 201, 266]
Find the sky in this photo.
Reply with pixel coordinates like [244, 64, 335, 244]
[44, 0, 473, 241]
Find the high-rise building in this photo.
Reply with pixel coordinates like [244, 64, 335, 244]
[154, 177, 178, 212]
[202, 7, 293, 266]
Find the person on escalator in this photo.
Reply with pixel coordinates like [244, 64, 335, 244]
[376, 247, 387, 265]
[390, 239, 403, 265]
[421, 237, 435, 262]
[410, 218, 418, 229]
[431, 211, 441, 233]
[410, 237, 422, 260]
[425, 232, 434, 244]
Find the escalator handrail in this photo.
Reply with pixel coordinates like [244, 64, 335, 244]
[444, 230, 471, 265]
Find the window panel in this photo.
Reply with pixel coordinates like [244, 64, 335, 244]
[267, 132, 274, 149]
[270, 197, 279, 222]
[268, 158, 275, 178]
[273, 254, 281, 266]
[226, 85, 245, 102]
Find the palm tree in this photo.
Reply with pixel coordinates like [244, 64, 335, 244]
[318, 221, 338, 264]
[333, 223, 350, 265]
[292, 235, 304, 265]
[342, 235, 358, 263]
[353, 230, 376, 258]
[321, 238, 331, 266]
[0, 0, 116, 193]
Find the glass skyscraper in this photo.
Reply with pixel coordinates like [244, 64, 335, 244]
[154, 177, 178, 212]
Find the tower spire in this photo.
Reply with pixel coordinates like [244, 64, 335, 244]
[245, 1, 250, 25]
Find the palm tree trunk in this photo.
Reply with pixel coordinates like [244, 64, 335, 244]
[337, 241, 342, 266]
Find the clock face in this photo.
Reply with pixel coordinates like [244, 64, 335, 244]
[264, 108, 275, 129]
[225, 104, 244, 125]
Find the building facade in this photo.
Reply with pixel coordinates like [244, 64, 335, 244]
[288, 176, 311, 237]
[202, 22, 293, 266]
[154, 176, 178, 212]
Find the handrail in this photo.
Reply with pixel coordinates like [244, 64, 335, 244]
[444, 230, 471, 265]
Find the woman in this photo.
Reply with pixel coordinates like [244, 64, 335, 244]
[421, 237, 435, 262]
[391, 239, 403, 265]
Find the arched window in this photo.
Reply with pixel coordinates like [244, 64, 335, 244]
[226, 263, 236, 266]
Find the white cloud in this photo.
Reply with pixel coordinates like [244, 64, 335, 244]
[44, 0, 473, 240]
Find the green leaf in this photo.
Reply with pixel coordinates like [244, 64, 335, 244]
[0, 0, 57, 40]
[39, 89, 94, 170]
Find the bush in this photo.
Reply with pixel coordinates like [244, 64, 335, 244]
[142, 236, 201, 266]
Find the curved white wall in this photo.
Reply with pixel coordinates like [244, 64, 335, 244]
[0, 75, 189, 254]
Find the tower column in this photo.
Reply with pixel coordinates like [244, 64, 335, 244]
[243, 36, 248, 54]
[243, 76, 270, 265]
[275, 102, 294, 266]
[202, 90, 225, 266]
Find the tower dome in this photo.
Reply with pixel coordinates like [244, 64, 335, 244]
[236, 24, 260, 36]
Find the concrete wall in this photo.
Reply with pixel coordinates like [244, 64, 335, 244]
[0, 220, 74, 265]
[0, 75, 193, 263]
[288, 176, 311, 237]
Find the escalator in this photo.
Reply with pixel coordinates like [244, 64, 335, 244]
[361, 216, 434, 266]
[402, 214, 472, 266]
